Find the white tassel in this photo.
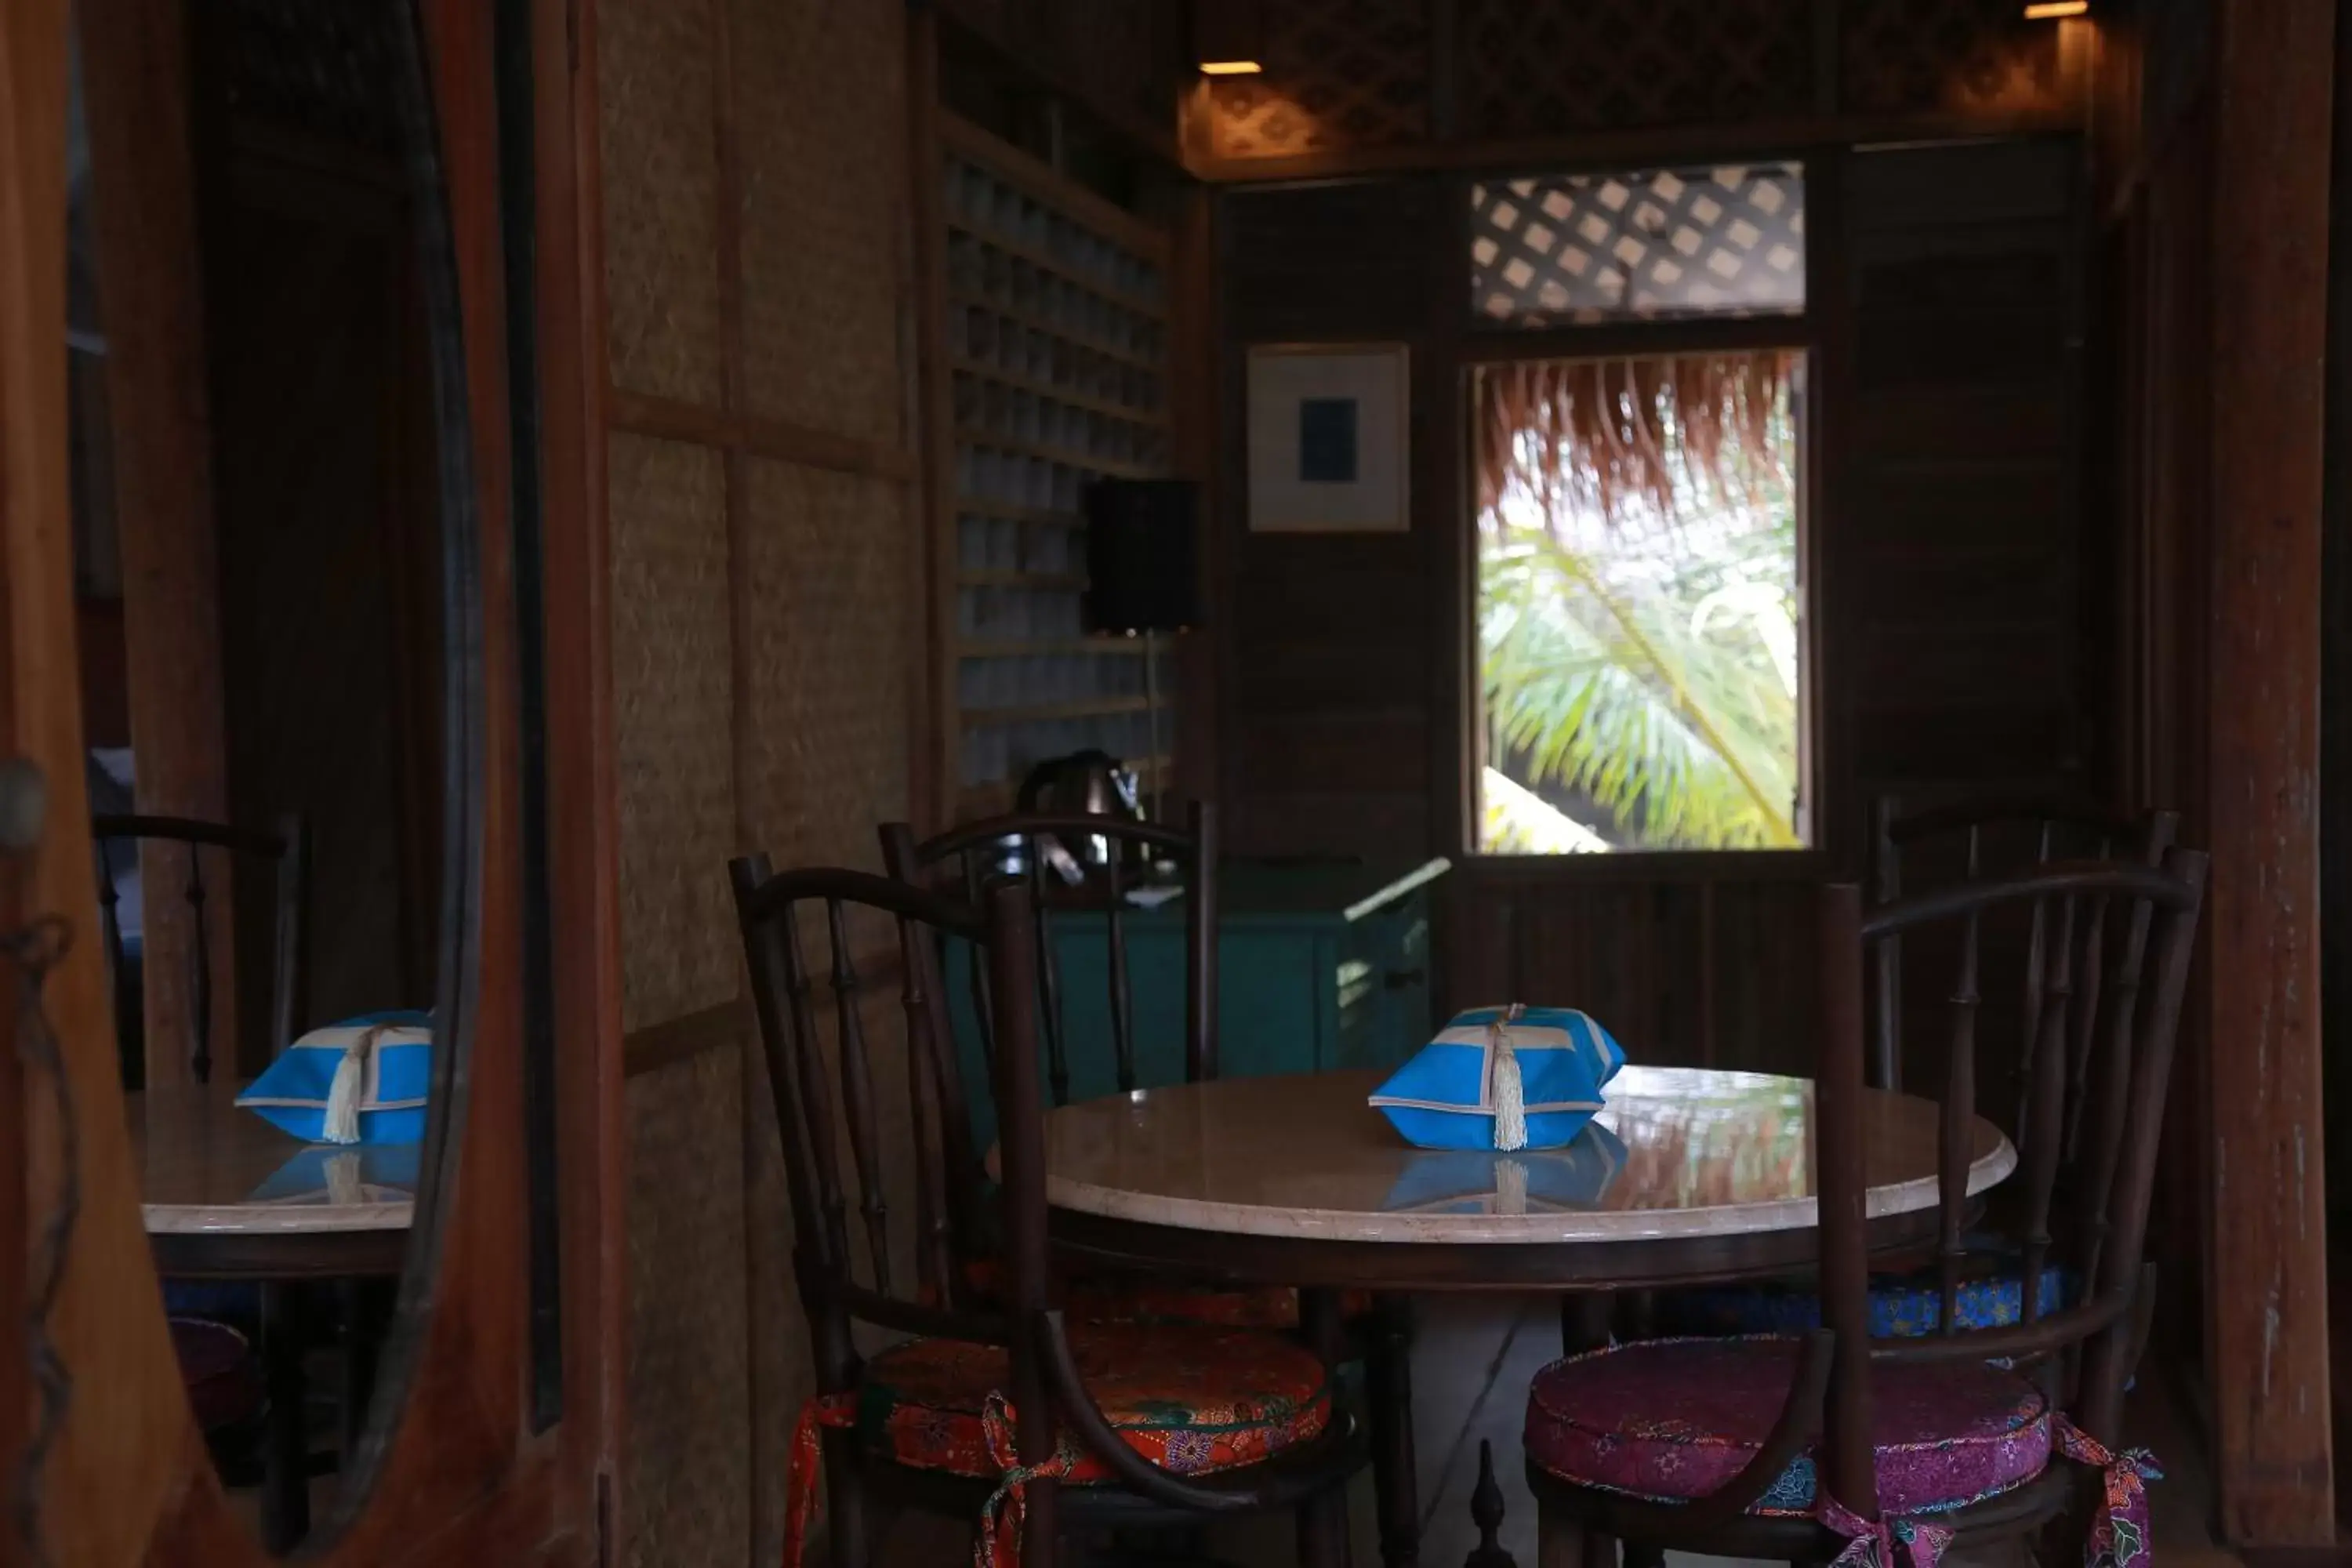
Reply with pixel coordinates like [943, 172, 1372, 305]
[322, 1025, 379, 1145]
[325, 1152, 363, 1207]
[1494, 1157, 1529, 1215]
[1490, 1003, 1528, 1152]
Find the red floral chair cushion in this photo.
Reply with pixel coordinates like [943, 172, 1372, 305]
[1524, 1337, 2051, 1517]
[786, 1322, 1333, 1567]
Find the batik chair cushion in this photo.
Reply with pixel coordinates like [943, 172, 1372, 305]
[1657, 1253, 2074, 1340]
[786, 1322, 1334, 1566]
[1523, 1336, 2052, 1518]
[850, 1322, 1330, 1478]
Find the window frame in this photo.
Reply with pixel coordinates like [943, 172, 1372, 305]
[1453, 162, 1827, 871]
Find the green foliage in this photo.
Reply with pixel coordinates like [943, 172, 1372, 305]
[1479, 396, 1802, 853]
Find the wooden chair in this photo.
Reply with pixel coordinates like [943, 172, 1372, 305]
[91, 811, 307, 1087]
[1660, 806, 2181, 1348]
[729, 858, 1367, 1568]
[1525, 852, 2206, 1568]
[884, 806, 1423, 1567]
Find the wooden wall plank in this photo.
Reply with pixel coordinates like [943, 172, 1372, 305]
[2205, 0, 2338, 1545]
[79, 0, 236, 1090]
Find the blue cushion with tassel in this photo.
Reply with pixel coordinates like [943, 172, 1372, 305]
[1367, 1004, 1624, 1152]
[235, 1012, 432, 1145]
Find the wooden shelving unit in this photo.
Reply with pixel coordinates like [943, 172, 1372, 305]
[920, 112, 1178, 821]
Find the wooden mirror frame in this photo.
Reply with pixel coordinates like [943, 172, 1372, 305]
[0, 0, 621, 1561]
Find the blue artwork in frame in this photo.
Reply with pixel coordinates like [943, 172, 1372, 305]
[1298, 397, 1359, 483]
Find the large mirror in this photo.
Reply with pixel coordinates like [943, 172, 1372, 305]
[67, 0, 477, 1549]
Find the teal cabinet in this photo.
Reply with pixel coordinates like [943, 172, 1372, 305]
[944, 858, 1446, 1142]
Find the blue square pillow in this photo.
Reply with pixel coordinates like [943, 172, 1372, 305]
[235, 1012, 432, 1145]
[1368, 1004, 1624, 1151]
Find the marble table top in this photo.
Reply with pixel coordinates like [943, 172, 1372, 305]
[1039, 1065, 2016, 1244]
[130, 1087, 416, 1236]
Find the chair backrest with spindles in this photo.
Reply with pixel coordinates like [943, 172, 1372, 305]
[880, 800, 1218, 1115]
[1809, 853, 2205, 1517]
[729, 860, 1047, 1393]
[1868, 799, 2178, 1172]
[91, 811, 307, 1088]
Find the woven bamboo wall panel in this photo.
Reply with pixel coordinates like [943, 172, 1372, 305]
[624, 1045, 751, 1568]
[739, 459, 911, 868]
[1459, 0, 1813, 139]
[597, 0, 725, 405]
[731, 0, 908, 443]
[1200, 0, 1426, 158]
[1841, 0, 2065, 116]
[609, 433, 737, 1033]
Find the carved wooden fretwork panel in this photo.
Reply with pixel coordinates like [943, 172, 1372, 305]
[1841, 0, 2066, 117]
[1459, 0, 1813, 140]
[1200, 0, 1427, 160]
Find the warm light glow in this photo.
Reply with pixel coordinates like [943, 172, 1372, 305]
[2023, 1, 2087, 17]
[1199, 59, 1264, 74]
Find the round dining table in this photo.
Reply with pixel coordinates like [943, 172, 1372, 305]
[1034, 1064, 2017, 1568]
[132, 1084, 413, 1278]
[129, 1086, 412, 1552]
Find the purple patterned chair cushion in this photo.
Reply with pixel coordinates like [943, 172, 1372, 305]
[1524, 1336, 2052, 1517]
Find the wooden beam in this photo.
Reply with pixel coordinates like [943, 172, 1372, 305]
[1181, 107, 2088, 187]
[78, 0, 235, 1090]
[2205, 0, 2338, 1546]
[606, 387, 916, 482]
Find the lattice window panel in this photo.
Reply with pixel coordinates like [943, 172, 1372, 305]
[1841, 0, 2064, 116]
[1459, 0, 1812, 140]
[1202, 0, 1426, 160]
[1472, 165, 1806, 328]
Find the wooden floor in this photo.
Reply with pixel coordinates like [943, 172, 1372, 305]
[873, 1294, 2245, 1567]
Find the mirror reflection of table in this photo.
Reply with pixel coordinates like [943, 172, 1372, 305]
[130, 1086, 414, 1551]
[132, 1086, 412, 1278]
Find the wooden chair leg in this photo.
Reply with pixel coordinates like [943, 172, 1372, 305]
[1534, 1502, 1584, 1568]
[821, 1431, 871, 1568]
[1296, 1484, 1352, 1568]
[1366, 1294, 1420, 1568]
[259, 1282, 310, 1554]
[1022, 1474, 1059, 1568]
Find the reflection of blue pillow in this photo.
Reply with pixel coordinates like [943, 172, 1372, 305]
[1382, 1123, 1628, 1214]
[1369, 1005, 1624, 1151]
[235, 1013, 431, 1145]
[248, 1142, 423, 1206]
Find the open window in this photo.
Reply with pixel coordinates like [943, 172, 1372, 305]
[1472, 349, 1810, 855]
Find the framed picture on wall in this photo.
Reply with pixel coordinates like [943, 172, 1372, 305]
[1246, 343, 1410, 532]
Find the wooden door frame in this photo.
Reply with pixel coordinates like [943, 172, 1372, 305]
[0, 0, 622, 1561]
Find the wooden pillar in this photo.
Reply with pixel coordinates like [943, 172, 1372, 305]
[2205, 0, 2338, 1546]
[78, 0, 234, 1088]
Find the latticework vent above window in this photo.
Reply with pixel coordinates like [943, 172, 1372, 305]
[1471, 164, 1806, 328]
